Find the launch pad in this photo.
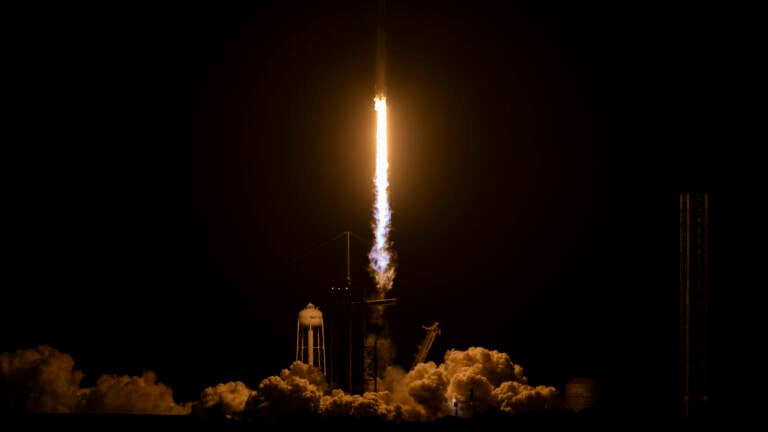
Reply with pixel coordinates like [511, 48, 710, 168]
[316, 231, 398, 394]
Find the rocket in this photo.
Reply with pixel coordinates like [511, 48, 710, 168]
[375, 0, 386, 96]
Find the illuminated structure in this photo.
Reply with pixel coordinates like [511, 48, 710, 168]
[411, 322, 440, 370]
[296, 302, 326, 375]
[362, 295, 397, 393]
[324, 231, 366, 393]
[322, 231, 397, 394]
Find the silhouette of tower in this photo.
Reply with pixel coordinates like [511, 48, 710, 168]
[679, 193, 709, 417]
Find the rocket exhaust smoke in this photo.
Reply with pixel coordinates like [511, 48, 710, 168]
[364, 1, 397, 392]
[368, 95, 395, 295]
[369, 1, 395, 296]
[2, 346, 561, 420]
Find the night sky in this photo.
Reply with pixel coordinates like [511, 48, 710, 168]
[4, 1, 743, 415]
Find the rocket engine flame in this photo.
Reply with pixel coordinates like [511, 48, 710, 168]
[369, 95, 395, 295]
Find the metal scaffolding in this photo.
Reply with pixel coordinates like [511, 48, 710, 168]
[679, 193, 709, 417]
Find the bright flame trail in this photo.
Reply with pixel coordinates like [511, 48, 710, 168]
[369, 95, 395, 295]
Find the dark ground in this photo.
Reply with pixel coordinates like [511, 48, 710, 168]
[1, 408, 716, 431]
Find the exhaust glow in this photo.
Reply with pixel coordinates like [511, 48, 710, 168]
[369, 95, 395, 294]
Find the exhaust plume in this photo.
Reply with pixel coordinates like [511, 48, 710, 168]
[368, 95, 396, 295]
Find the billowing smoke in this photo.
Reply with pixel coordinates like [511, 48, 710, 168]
[0, 345, 192, 414]
[82, 370, 191, 414]
[200, 346, 561, 422]
[3, 345, 561, 421]
[199, 381, 254, 417]
[0, 345, 84, 413]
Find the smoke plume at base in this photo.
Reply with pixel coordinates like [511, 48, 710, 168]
[0, 345, 192, 414]
[2, 345, 562, 421]
[201, 346, 561, 422]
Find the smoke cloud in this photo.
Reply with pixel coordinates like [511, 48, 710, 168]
[0, 345, 84, 413]
[2, 345, 560, 421]
[82, 370, 191, 414]
[0, 345, 192, 414]
[199, 346, 561, 422]
[199, 381, 254, 416]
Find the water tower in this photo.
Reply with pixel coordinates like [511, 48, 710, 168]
[296, 302, 326, 375]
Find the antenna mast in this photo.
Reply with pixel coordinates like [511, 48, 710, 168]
[345, 231, 352, 288]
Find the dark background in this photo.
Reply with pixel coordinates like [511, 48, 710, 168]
[3, 0, 746, 416]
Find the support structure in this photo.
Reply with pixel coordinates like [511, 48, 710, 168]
[679, 193, 709, 417]
[326, 232, 360, 393]
[411, 322, 441, 370]
[321, 231, 398, 394]
[362, 297, 398, 393]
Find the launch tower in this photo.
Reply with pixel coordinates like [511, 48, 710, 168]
[679, 193, 709, 417]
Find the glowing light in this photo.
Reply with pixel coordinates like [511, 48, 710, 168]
[369, 95, 395, 294]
